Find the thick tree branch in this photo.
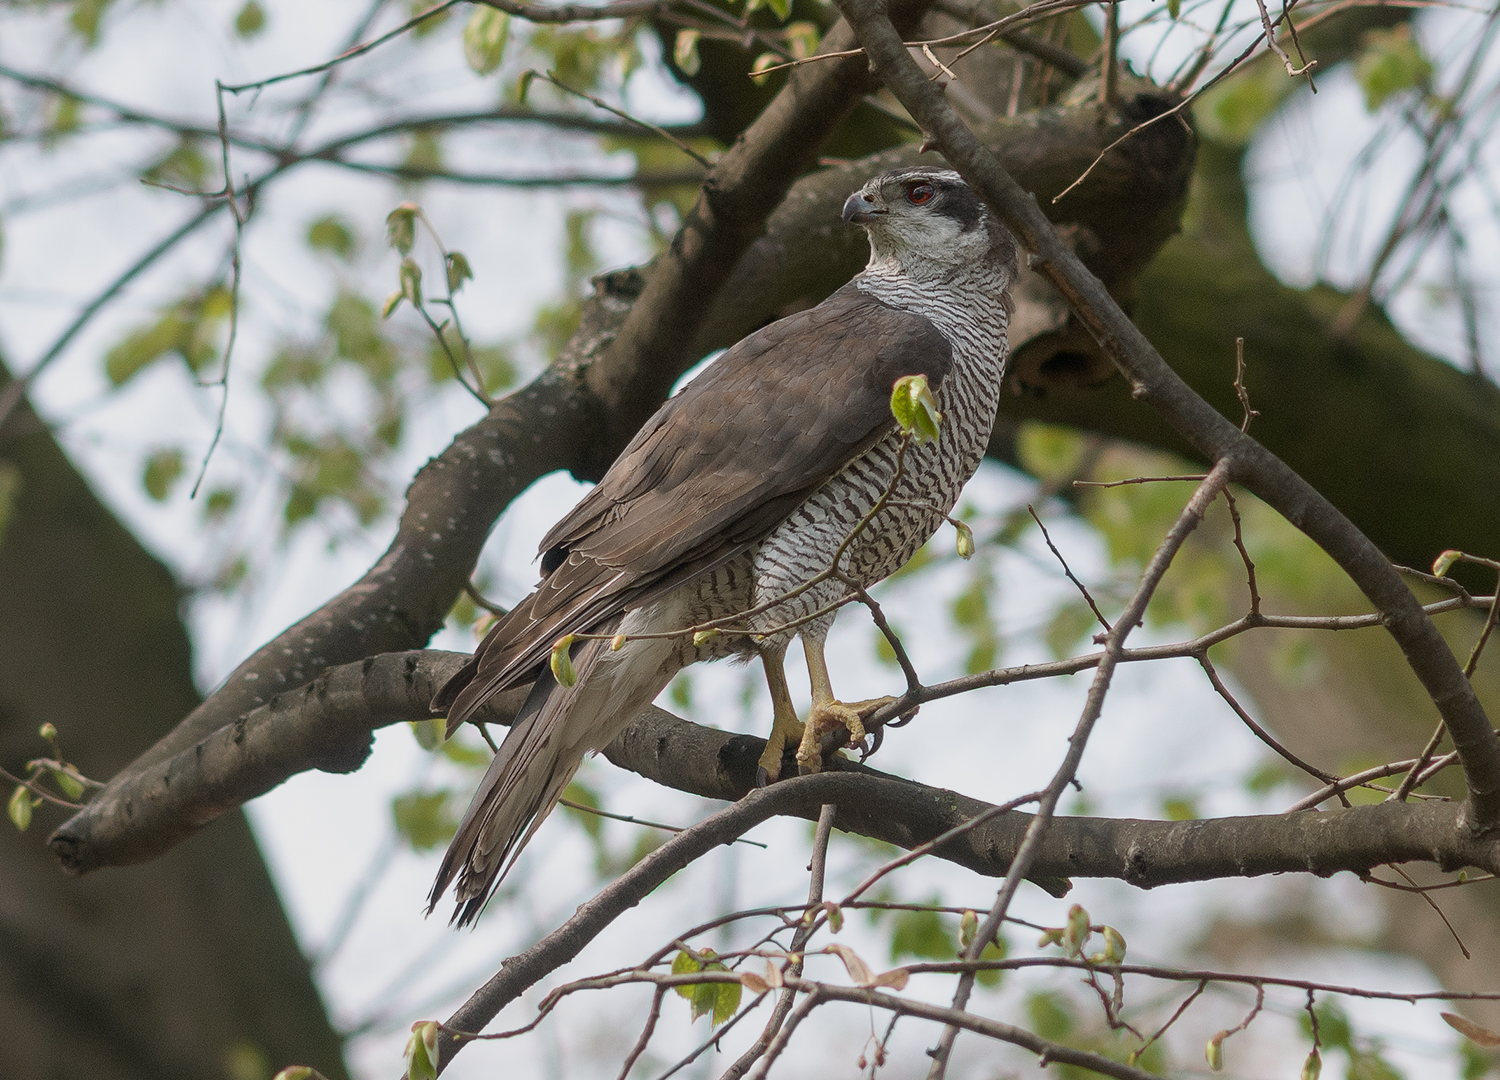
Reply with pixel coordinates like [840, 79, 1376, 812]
[51, 651, 1500, 886]
[834, 0, 1500, 830]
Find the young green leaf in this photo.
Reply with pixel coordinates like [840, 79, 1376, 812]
[959, 909, 979, 950]
[784, 21, 820, 58]
[1092, 925, 1127, 964]
[671, 948, 704, 1000]
[386, 203, 419, 255]
[8, 785, 32, 831]
[142, 449, 184, 501]
[1356, 26, 1433, 112]
[233, 0, 267, 38]
[307, 215, 356, 259]
[1432, 549, 1462, 577]
[50, 766, 85, 801]
[404, 1021, 439, 1080]
[673, 29, 701, 76]
[445, 251, 473, 293]
[1063, 903, 1091, 958]
[399, 257, 423, 308]
[393, 791, 458, 851]
[890, 374, 941, 443]
[550, 634, 579, 687]
[749, 53, 781, 81]
[464, 7, 511, 75]
[381, 291, 404, 320]
[516, 69, 539, 104]
[712, 979, 742, 1024]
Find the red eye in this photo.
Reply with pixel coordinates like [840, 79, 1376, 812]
[906, 182, 935, 205]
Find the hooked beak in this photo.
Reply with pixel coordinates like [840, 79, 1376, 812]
[842, 191, 884, 225]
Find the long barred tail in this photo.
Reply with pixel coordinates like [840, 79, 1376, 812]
[428, 632, 613, 927]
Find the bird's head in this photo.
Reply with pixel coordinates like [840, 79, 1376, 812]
[843, 167, 1015, 284]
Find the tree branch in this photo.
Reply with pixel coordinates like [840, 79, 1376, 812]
[50, 652, 1500, 886]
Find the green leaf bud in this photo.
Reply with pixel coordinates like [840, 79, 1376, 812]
[954, 520, 975, 560]
[9, 785, 32, 831]
[1206, 1031, 1226, 1071]
[1301, 1048, 1322, 1080]
[550, 635, 578, 687]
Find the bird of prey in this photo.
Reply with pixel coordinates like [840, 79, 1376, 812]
[429, 166, 1017, 925]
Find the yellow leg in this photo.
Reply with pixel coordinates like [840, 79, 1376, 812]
[757, 644, 805, 784]
[795, 635, 895, 774]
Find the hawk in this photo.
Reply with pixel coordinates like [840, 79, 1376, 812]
[430, 167, 1017, 925]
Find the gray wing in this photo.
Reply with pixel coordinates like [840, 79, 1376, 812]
[435, 283, 954, 727]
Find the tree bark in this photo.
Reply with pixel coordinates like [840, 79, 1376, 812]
[0, 371, 348, 1080]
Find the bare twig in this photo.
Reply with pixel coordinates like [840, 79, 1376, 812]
[1233, 337, 1259, 433]
[719, 804, 837, 1079]
[524, 70, 713, 169]
[1027, 504, 1112, 633]
[557, 797, 769, 848]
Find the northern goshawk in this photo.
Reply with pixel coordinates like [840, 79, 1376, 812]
[430, 167, 1017, 925]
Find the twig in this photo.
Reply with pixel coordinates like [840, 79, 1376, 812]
[615, 988, 666, 1080]
[463, 582, 507, 617]
[524, 70, 713, 169]
[1251, 0, 1318, 78]
[1132, 980, 1205, 1064]
[1027, 505, 1112, 633]
[1223, 489, 1261, 614]
[841, 791, 1041, 904]
[1233, 337, 1259, 433]
[558, 797, 769, 848]
[1285, 752, 1461, 813]
[1099, 1, 1120, 109]
[1073, 474, 1207, 487]
[745, 987, 822, 1080]
[1392, 561, 1500, 801]
[718, 805, 837, 1080]
[1385, 863, 1470, 959]
[1197, 651, 1339, 786]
